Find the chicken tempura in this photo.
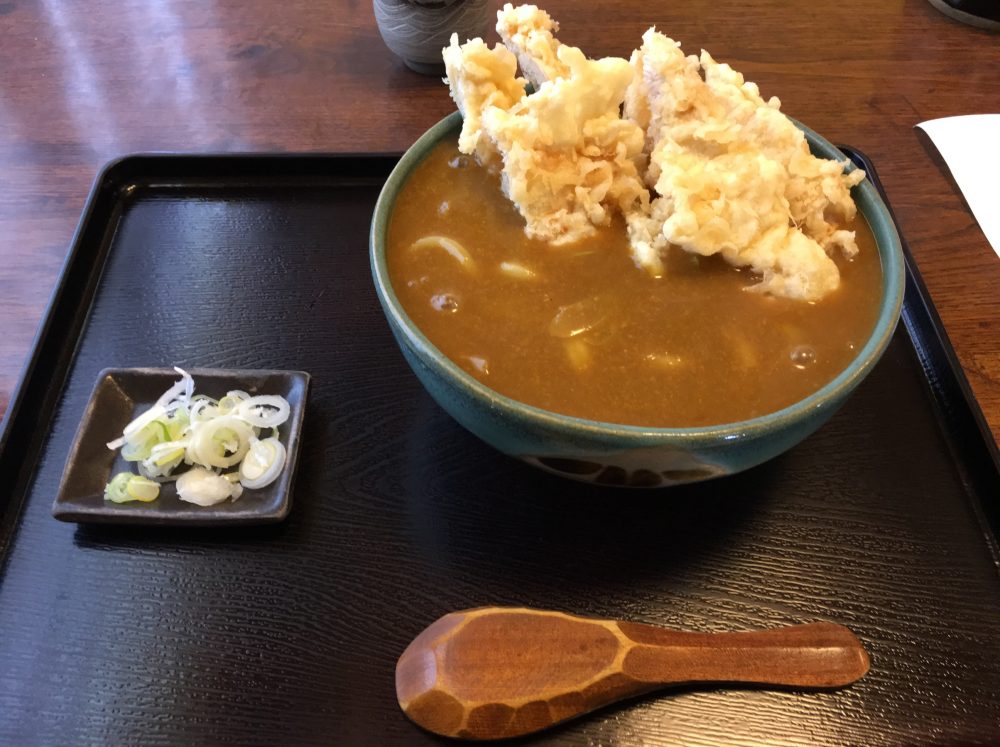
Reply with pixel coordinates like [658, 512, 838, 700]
[444, 21, 648, 245]
[443, 4, 866, 301]
[495, 3, 569, 88]
[625, 29, 864, 300]
[442, 37, 527, 164]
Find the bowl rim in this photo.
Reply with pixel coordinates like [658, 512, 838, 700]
[370, 111, 905, 445]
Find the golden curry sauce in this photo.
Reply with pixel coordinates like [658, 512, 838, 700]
[387, 140, 883, 427]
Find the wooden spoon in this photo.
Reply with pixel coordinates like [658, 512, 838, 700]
[396, 606, 870, 740]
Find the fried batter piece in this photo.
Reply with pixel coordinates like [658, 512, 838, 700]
[697, 49, 865, 256]
[483, 48, 648, 244]
[495, 3, 570, 89]
[624, 29, 865, 300]
[445, 28, 648, 245]
[494, 4, 660, 266]
[442, 36, 527, 163]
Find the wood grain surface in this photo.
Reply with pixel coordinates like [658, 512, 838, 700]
[0, 0, 998, 442]
[396, 607, 869, 739]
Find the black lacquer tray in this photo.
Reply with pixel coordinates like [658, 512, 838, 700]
[0, 149, 997, 745]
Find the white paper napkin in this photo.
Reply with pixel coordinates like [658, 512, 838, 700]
[916, 114, 1000, 260]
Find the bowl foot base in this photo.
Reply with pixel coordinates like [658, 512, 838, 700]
[403, 58, 446, 76]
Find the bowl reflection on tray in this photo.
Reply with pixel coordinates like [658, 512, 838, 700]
[370, 112, 905, 487]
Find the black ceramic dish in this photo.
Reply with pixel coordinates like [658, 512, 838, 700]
[52, 367, 309, 526]
[0, 151, 997, 744]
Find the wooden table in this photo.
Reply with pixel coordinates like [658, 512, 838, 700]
[1, 0, 998, 442]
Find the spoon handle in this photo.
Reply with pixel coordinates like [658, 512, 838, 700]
[618, 619, 869, 688]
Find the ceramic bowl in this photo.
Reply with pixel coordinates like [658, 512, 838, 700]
[370, 111, 905, 487]
[374, 0, 489, 75]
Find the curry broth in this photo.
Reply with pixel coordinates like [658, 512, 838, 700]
[387, 140, 883, 427]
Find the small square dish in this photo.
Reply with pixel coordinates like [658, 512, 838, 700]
[52, 367, 310, 526]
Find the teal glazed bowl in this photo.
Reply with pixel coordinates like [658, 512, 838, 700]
[370, 111, 905, 487]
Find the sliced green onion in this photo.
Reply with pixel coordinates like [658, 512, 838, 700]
[125, 476, 160, 502]
[239, 437, 286, 489]
[143, 440, 189, 476]
[187, 415, 253, 469]
[164, 409, 189, 440]
[104, 472, 133, 503]
[217, 390, 251, 415]
[154, 447, 185, 467]
[122, 432, 156, 462]
[234, 396, 290, 428]
[107, 404, 166, 450]
[122, 404, 167, 440]
[104, 371, 292, 506]
[153, 420, 170, 442]
[104, 473, 160, 503]
[155, 368, 194, 409]
[176, 467, 242, 506]
[190, 399, 220, 424]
